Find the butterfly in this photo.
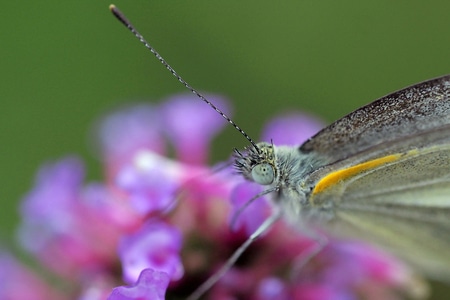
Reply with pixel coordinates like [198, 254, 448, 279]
[110, 5, 450, 299]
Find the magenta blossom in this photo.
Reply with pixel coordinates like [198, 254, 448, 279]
[5, 93, 426, 300]
[108, 269, 170, 300]
[0, 252, 65, 300]
[17, 157, 123, 278]
[119, 221, 183, 284]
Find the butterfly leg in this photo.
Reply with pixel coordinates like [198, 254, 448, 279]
[186, 208, 282, 300]
[290, 231, 328, 280]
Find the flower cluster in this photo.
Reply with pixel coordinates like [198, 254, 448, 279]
[3, 94, 425, 299]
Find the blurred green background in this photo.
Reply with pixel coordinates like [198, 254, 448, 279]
[1, 1, 449, 297]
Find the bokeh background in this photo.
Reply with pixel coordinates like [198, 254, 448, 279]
[1, 1, 450, 298]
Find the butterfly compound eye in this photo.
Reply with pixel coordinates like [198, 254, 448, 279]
[251, 163, 275, 185]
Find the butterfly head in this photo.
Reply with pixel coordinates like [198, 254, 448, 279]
[234, 142, 277, 186]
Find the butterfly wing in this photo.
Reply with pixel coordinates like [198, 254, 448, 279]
[299, 75, 450, 167]
[305, 125, 450, 280]
[298, 74, 450, 278]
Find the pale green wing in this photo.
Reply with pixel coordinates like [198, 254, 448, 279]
[307, 126, 450, 280]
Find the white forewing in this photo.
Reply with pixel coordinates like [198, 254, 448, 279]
[303, 125, 450, 279]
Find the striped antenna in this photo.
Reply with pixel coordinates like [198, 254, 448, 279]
[109, 5, 259, 151]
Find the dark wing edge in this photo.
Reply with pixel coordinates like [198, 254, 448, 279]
[300, 74, 450, 166]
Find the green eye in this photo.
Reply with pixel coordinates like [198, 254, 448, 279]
[251, 163, 274, 185]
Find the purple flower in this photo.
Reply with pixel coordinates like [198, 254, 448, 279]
[96, 104, 166, 169]
[161, 94, 231, 165]
[115, 153, 181, 216]
[119, 221, 183, 284]
[261, 112, 324, 145]
[257, 277, 289, 300]
[17, 157, 121, 277]
[108, 269, 170, 300]
[8, 93, 424, 300]
[0, 252, 65, 300]
[229, 181, 272, 235]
